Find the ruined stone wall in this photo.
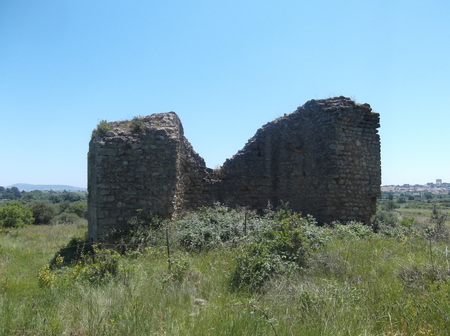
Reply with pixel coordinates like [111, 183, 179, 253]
[208, 97, 381, 223]
[88, 96, 381, 242]
[87, 112, 205, 241]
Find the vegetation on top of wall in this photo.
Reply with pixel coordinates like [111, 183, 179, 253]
[91, 119, 111, 138]
[129, 116, 147, 133]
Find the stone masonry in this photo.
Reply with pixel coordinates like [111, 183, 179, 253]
[88, 97, 381, 242]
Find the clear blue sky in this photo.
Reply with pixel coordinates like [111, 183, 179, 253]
[1, 0, 449, 188]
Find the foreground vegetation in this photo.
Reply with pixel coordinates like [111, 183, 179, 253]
[1, 201, 450, 335]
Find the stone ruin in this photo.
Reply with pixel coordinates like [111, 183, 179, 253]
[88, 96, 381, 242]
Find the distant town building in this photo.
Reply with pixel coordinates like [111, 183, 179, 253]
[436, 179, 442, 185]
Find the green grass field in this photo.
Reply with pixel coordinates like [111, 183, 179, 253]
[1, 210, 450, 335]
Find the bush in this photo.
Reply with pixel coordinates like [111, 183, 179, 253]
[332, 221, 374, 239]
[73, 245, 122, 284]
[129, 116, 146, 133]
[371, 209, 400, 230]
[0, 201, 34, 228]
[49, 233, 92, 268]
[91, 119, 111, 137]
[165, 253, 191, 283]
[383, 200, 400, 211]
[54, 212, 81, 224]
[41, 245, 123, 287]
[27, 200, 56, 225]
[176, 204, 255, 251]
[231, 212, 311, 292]
[298, 215, 331, 250]
[105, 216, 167, 254]
[230, 242, 289, 292]
[70, 201, 88, 219]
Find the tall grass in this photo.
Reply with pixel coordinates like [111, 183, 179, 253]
[1, 210, 450, 335]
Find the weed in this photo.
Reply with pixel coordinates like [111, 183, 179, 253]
[91, 119, 111, 137]
[49, 233, 91, 268]
[129, 116, 146, 133]
[37, 264, 54, 288]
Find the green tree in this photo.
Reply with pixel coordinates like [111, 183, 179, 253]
[58, 201, 72, 214]
[0, 201, 34, 228]
[27, 200, 56, 225]
[62, 191, 83, 202]
[49, 194, 64, 203]
[70, 201, 88, 219]
[10, 187, 22, 199]
[21, 190, 44, 202]
[1, 192, 14, 200]
[384, 200, 399, 211]
[424, 192, 433, 200]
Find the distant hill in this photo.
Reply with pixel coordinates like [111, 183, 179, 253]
[6, 183, 87, 192]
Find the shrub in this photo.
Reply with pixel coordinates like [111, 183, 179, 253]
[73, 245, 122, 284]
[380, 200, 400, 211]
[43, 245, 123, 287]
[371, 209, 401, 231]
[401, 217, 415, 228]
[429, 203, 449, 238]
[176, 204, 254, 251]
[37, 264, 55, 288]
[230, 242, 289, 291]
[105, 216, 167, 254]
[57, 201, 71, 213]
[165, 253, 191, 283]
[91, 119, 111, 137]
[269, 207, 329, 251]
[299, 215, 331, 250]
[231, 213, 310, 292]
[129, 116, 146, 133]
[54, 212, 81, 224]
[27, 200, 56, 225]
[265, 224, 310, 265]
[0, 201, 34, 228]
[49, 233, 92, 268]
[332, 221, 374, 239]
[69, 201, 88, 219]
[400, 264, 450, 290]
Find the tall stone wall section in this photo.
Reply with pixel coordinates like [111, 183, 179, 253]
[87, 112, 207, 241]
[88, 96, 381, 242]
[209, 97, 380, 223]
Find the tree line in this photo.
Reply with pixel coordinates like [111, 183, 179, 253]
[0, 187, 87, 228]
